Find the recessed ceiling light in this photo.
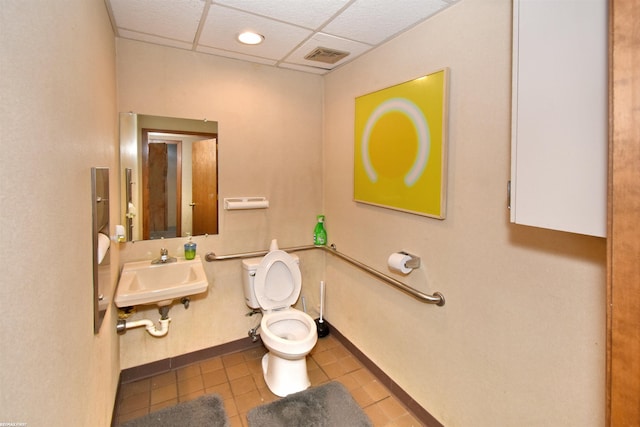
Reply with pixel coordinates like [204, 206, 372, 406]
[238, 32, 264, 45]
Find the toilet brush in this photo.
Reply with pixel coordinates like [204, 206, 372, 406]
[315, 280, 330, 337]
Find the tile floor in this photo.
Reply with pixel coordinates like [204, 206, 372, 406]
[115, 335, 423, 426]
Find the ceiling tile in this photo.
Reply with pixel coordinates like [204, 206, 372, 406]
[110, 0, 204, 43]
[322, 0, 451, 45]
[195, 45, 278, 66]
[279, 63, 332, 75]
[212, 0, 351, 29]
[106, 0, 460, 74]
[118, 30, 194, 51]
[199, 5, 313, 60]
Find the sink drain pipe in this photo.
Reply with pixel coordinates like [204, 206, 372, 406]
[117, 306, 171, 337]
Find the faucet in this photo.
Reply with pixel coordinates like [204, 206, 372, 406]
[152, 248, 177, 264]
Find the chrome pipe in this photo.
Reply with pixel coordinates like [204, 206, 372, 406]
[204, 244, 445, 306]
[205, 245, 316, 261]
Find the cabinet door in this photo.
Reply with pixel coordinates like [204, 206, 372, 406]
[510, 0, 607, 237]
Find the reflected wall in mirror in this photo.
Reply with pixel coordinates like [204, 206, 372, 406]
[120, 113, 219, 241]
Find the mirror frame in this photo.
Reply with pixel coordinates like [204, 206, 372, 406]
[120, 113, 219, 241]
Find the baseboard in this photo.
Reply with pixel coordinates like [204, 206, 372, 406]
[327, 323, 444, 427]
[113, 326, 442, 427]
[119, 336, 262, 384]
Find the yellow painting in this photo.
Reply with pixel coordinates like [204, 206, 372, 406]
[354, 69, 448, 218]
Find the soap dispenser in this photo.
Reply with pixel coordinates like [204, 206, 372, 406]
[184, 236, 196, 260]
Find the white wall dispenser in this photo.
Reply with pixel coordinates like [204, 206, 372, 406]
[224, 197, 269, 210]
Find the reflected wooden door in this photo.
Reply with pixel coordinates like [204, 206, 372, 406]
[146, 143, 168, 240]
[192, 138, 218, 235]
[143, 140, 182, 239]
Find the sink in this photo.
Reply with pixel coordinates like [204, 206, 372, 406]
[114, 256, 208, 308]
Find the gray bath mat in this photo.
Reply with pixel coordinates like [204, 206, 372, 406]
[247, 381, 372, 427]
[121, 393, 229, 427]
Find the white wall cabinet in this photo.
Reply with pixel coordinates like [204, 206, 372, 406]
[510, 0, 608, 237]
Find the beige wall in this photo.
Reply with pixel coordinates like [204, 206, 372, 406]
[116, 39, 325, 369]
[0, 1, 606, 425]
[323, 1, 606, 426]
[0, 1, 119, 426]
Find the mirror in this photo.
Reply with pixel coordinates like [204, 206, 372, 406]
[120, 113, 219, 241]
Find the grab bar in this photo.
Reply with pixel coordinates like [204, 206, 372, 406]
[204, 244, 445, 306]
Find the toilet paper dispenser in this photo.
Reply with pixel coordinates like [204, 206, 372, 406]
[387, 251, 421, 274]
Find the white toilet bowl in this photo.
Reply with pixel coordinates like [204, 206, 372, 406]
[241, 246, 318, 397]
[260, 308, 318, 396]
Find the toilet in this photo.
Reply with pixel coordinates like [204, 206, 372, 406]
[242, 248, 318, 397]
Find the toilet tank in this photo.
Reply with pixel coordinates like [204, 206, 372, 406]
[241, 254, 299, 309]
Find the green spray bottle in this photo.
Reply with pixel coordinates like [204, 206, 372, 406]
[313, 215, 327, 246]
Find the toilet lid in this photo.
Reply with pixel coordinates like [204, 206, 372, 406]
[254, 250, 301, 310]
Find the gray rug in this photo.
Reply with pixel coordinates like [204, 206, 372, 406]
[247, 381, 372, 427]
[121, 394, 229, 427]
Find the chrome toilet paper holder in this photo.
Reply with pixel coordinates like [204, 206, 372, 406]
[399, 251, 421, 269]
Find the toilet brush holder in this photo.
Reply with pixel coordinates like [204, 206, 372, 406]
[315, 318, 330, 338]
[315, 280, 330, 338]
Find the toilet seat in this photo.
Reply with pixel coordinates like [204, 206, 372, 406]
[254, 250, 301, 311]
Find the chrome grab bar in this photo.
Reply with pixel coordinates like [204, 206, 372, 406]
[204, 244, 445, 306]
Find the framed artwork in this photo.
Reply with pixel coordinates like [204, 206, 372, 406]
[354, 68, 449, 219]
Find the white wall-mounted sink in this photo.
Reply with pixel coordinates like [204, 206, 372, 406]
[114, 256, 208, 308]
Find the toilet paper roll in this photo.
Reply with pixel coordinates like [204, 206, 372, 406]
[387, 253, 412, 274]
[97, 232, 111, 265]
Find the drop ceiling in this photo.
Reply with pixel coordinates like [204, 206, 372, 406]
[106, 0, 460, 75]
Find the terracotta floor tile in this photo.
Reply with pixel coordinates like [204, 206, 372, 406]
[364, 402, 392, 426]
[378, 396, 410, 420]
[176, 364, 201, 381]
[203, 368, 228, 388]
[177, 375, 204, 397]
[150, 398, 177, 413]
[242, 347, 266, 361]
[228, 414, 243, 427]
[230, 375, 257, 396]
[205, 382, 233, 400]
[312, 349, 339, 366]
[322, 360, 349, 379]
[150, 383, 177, 406]
[150, 371, 176, 389]
[223, 396, 239, 417]
[226, 362, 250, 380]
[120, 378, 150, 398]
[308, 367, 330, 385]
[338, 355, 362, 373]
[222, 352, 245, 368]
[118, 391, 149, 414]
[117, 407, 148, 424]
[246, 358, 263, 375]
[116, 340, 425, 427]
[362, 379, 390, 402]
[335, 372, 361, 391]
[352, 367, 376, 385]
[234, 389, 263, 413]
[200, 356, 224, 373]
[391, 411, 423, 427]
[178, 389, 205, 403]
[350, 386, 376, 407]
